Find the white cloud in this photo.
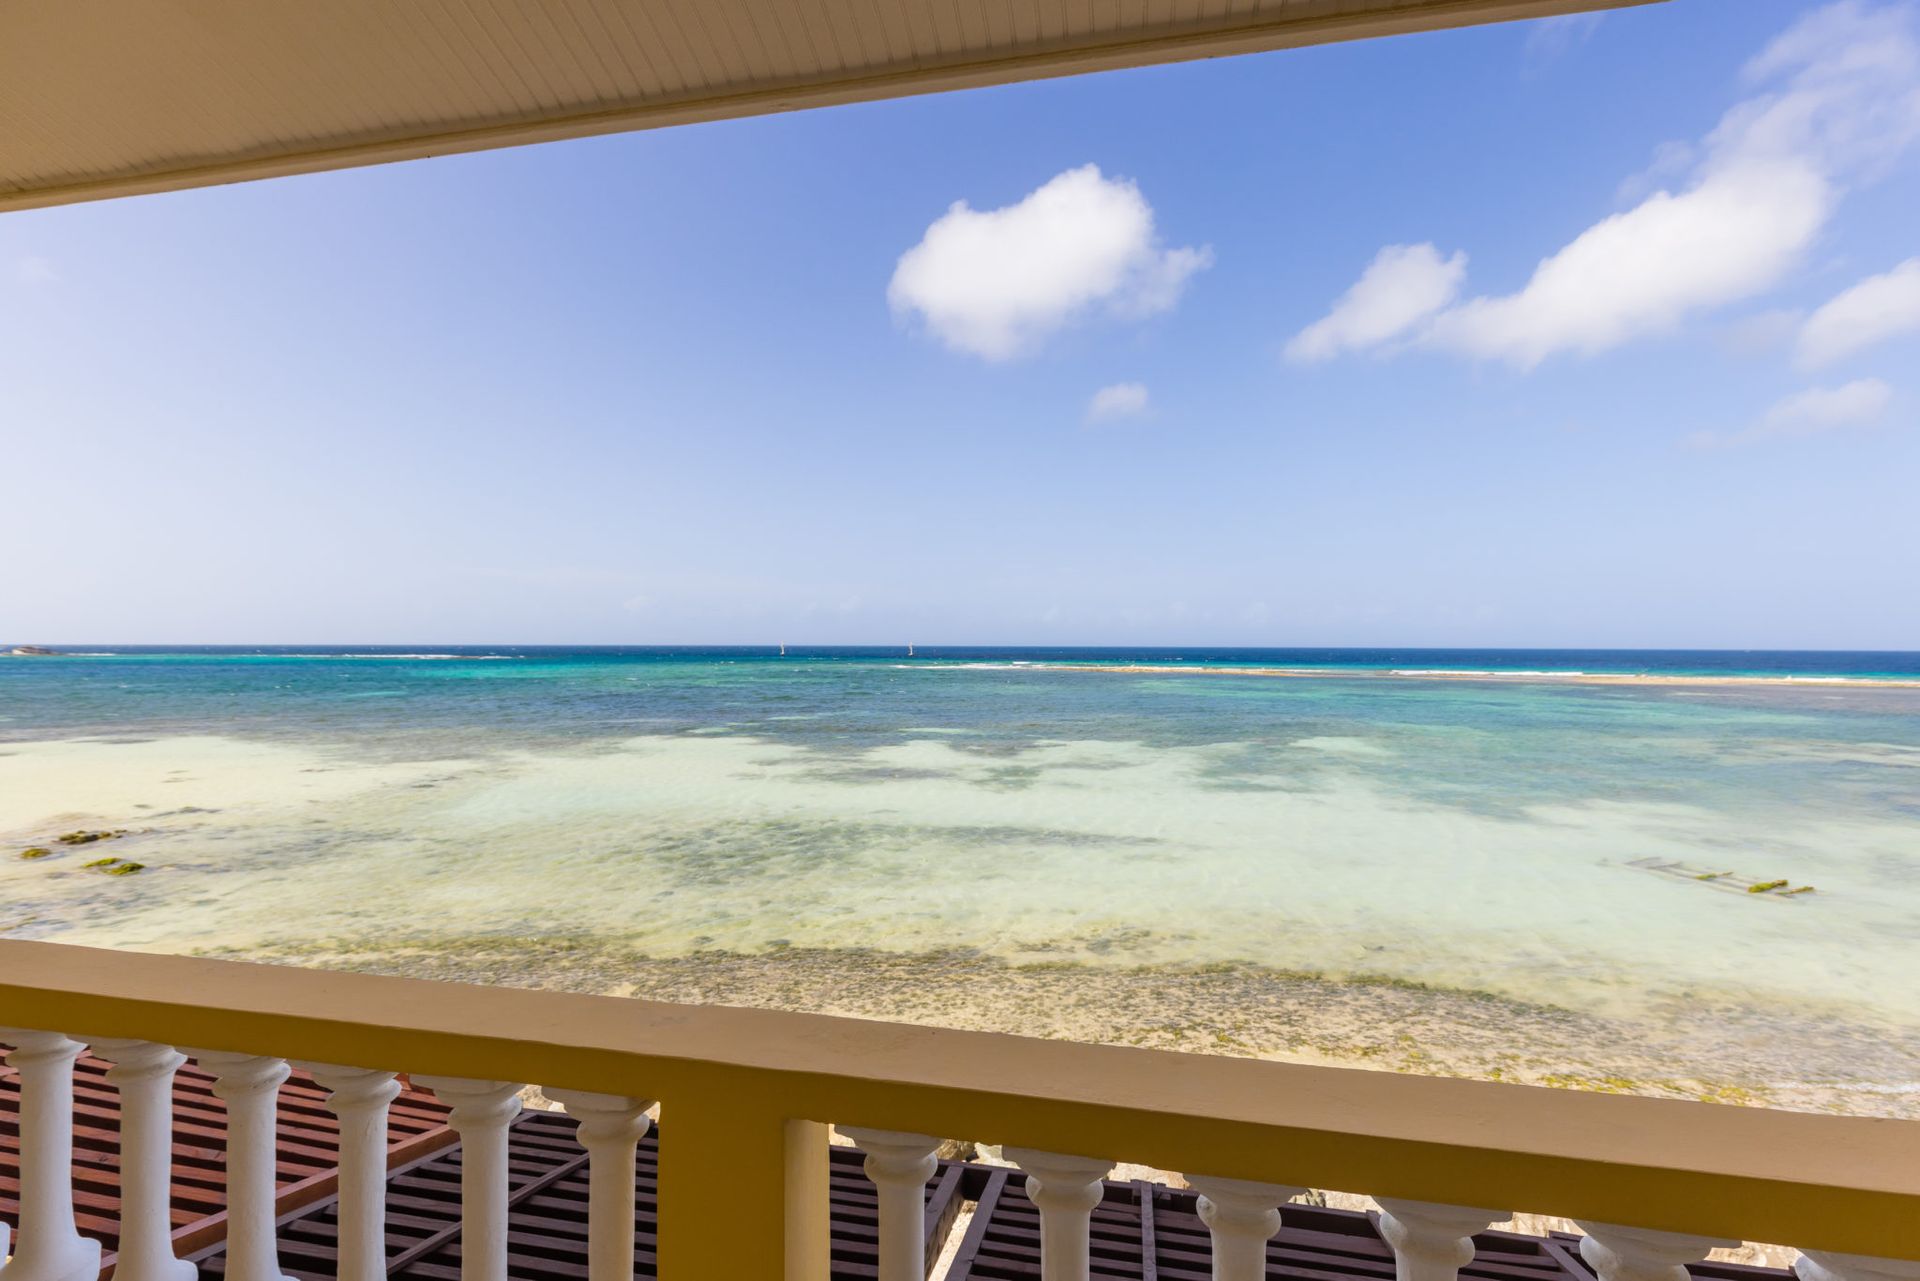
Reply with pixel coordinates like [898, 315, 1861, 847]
[889, 165, 1211, 360]
[1720, 307, 1804, 357]
[1761, 377, 1893, 433]
[1085, 382, 1151, 423]
[1424, 165, 1829, 365]
[1292, 2, 1920, 370]
[1285, 244, 1466, 363]
[14, 255, 57, 284]
[1616, 139, 1697, 204]
[1798, 257, 1920, 366]
[1523, 13, 1603, 72]
[1692, 377, 1893, 448]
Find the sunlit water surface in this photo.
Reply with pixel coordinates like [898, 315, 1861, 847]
[4, 647, 1917, 1109]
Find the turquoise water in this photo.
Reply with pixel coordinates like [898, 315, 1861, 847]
[7, 646, 1920, 821]
[4, 647, 1919, 1103]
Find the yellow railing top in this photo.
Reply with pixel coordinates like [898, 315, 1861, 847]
[2, 940, 1916, 1256]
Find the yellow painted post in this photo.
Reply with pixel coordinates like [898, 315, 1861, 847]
[655, 1089, 829, 1281]
[784, 1119, 832, 1281]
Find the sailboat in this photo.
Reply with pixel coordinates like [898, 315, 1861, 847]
[907, 643, 915, 657]
[779, 643, 786, 656]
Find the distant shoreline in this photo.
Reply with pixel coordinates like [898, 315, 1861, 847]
[1019, 663, 1920, 689]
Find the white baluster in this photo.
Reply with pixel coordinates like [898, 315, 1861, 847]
[413, 1078, 523, 1281]
[837, 1128, 942, 1281]
[1576, 1223, 1739, 1281]
[0, 1030, 102, 1281]
[1377, 1200, 1505, 1281]
[1184, 1176, 1303, 1281]
[1003, 1148, 1114, 1281]
[188, 1052, 293, 1281]
[296, 1064, 399, 1281]
[546, 1090, 653, 1281]
[88, 1040, 196, 1281]
[1798, 1253, 1920, 1281]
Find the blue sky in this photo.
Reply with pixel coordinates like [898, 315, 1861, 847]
[4, 0, 1918, 648]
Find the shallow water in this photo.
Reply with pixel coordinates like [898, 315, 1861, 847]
[4, 647, 1918, 1108]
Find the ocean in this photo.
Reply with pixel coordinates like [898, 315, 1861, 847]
[4, 646, 1918, 1113]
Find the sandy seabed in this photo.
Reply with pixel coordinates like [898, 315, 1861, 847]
[198, 933, 1920, 1122]
[7, 732, 1918, 1130]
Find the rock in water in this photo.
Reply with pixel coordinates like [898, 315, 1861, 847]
[57, 829, 122, 845]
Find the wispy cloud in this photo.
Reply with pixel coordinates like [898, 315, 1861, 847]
[1285, 244, 1465, 363]
[1798, 256, 1920, 366]
[1084, 381, 1151, 423]
[457, 565, 640, 588]
[889, 165, 1211, 360]
[13, 255, 58, 284]
[1720, 307, 1804, 358]
[1691, 377, 1894, 448]
[1290, 2, 1920, 370]
[1522, 13, 1603, 73]
[1614, 139, 1696, 204]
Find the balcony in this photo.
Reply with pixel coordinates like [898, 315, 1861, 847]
[2, 940, 1916, 1280]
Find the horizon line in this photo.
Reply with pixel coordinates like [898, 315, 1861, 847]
[10, 642, 1920, 655]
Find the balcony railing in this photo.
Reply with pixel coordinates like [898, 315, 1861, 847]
[2, 940, 1917, 1280]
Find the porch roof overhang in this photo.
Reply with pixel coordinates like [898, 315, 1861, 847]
[2, 0, 1655, 213]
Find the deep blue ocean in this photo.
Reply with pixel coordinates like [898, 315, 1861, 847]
[7, 644, 1920, 745]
